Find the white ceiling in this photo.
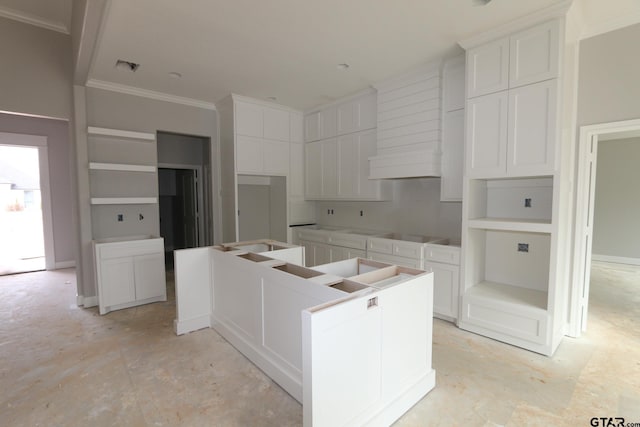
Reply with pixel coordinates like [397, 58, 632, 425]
[0, 0, 71, 33]
[2, 0, 640, 111]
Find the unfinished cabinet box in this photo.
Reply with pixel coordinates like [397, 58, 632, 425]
[174, 243, 436, 427]
[93, 236, 166, 315]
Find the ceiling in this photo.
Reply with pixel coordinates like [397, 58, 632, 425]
[2, 0, 640, 111]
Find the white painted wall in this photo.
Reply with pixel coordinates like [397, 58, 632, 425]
[316, 178, 462, 240]
[592, 137, 640, 260]
[0, 17, 72, 119]
[0, 113, 76, 265]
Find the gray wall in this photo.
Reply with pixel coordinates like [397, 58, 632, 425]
[0, 113, 75, 266]
[158, 133, 206, 166]
[577, 24, 640, 127]
[0, 17, 72, 119]
[316, 178, 462, 240]
[592, 137, 640, 259]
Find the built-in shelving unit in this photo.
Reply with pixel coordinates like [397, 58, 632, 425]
[458, 6, 578, 356]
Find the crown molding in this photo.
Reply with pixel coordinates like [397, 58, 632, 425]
[86, 79, 218, 111]
[580, 11, 640, 40]
[458, 0, 572, 49]
[0, 6, 69, 34]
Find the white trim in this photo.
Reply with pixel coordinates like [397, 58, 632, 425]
[0, 132, 47, 147]
[89, 162, 156, 172]
[570, 118, 640, 337]
[580, 11, 640, 41]
[157, 162, 202, 170]
[55, 260, 76, 269]
[77, 295, 99, 308]
[230, 94, 304, 113]
[0, 6, 69, 34]
[86, 79, 218, 111]
[90, 197, 157, 205]
[87, 126, 155, 141]
[592, 254, 640, 266]
[38, 146, 56, 270]
[458, 0, 572, 49]
[174, 316, 211, 335]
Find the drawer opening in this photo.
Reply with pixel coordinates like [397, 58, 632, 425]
[237, 252, 274, 263]
[311, 258, 387, 278]
[329, 280, 370, 293]
[353, 265, 427, 289]
[273, 263, 324, 279]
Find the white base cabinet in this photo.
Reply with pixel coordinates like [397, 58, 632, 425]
[174, 244, 436, 427]
[94, 236, 166, 315]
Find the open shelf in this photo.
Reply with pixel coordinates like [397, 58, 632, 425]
[466, 281, 547, 311]
[468, 218, 552, 233]
[88, 126, 155, 141]
[90, 197, 157, 205]
[89, 162, 156, 173]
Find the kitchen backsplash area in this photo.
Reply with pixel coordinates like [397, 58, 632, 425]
[314, 177, 462, 239]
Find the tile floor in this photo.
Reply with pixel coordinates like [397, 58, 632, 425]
[0, 261, 638, 426]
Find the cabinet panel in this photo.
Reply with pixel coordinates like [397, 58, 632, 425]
[441, 109, 464, 201]
[305, 142, 322, 198]
[305, 111, 321, 142]
[315, 243, 331, 266]
[368, 252, 422, 269]
[355, 93, 377, 131]
[321, 139, 338, 198]
[134, 253, 166, 300]
[443, 57, 466, 112]
[235, 101, 263, 137]
[509, 20, 560, 88]
[263, 108, 290, 142]
[101, 258, 136, 306]
[290, 112, 304, 143]
[337, 134, 357, 198]
[236, 135, 263, 174]
[264, 140, 290, 175]
[466, 37, 509, 98]
[425, 261, 459, 320]
[466, 91, 509, 178]
[355, 130, 379, 199]
[321, 105, 338, 139]
[289, 143, 305, 197]
[507, 79, 557, 176]
[337, 102, 356, 136]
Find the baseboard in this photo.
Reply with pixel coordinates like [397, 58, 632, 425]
[76, 295, 98, 308]
[55, 260, 76, 269]
[174, 315, 211, 335]
[592, 254, 640, 266]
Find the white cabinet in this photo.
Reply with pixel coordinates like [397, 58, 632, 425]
[235, 100, 263, 137]
[509, 20, 560, 88]
[263, 107, 290, 141]
[94, 237, 166, 315]
[466, 91, 509, 177]
[304, 111, 321, 143]
[289, 141, 315, 225]
[305, 130, 391, 201]
[466, 37, 510, 98]
[337, 92, 377, 135]
[441, 56, 465, 202]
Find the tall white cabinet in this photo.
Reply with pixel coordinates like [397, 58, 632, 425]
[441, 55, 466, 201]
[459, 9, 578, 356]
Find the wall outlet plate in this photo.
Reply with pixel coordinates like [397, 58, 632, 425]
[518, 243, 529, 252]
[117, 214, 124, 222]
[524, 198, 532, 208]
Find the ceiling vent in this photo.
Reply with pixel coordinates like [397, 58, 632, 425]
[115, 59, 140, 72]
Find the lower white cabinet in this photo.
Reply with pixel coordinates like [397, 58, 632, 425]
[94, 236, 167, 315]
[424, 261, 459, 322]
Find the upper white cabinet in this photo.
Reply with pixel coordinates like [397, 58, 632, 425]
[441, 56, 465, 202]
[263, 107, 291, 141]
[466, 20, 560, 99]
[304, 111, 321, 142]
[466, 91, 509, 177]
[466, 38, 510, 99]
[235, 101, 264, 137]
[305, 93, 376, 142]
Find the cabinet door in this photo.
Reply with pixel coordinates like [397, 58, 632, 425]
[315, 243, 331, 266]
[263, 107, 290, 142]
[337, 102, 356, 136]
[466, 37, 509, 98]
[300, 240, 315, 267]
[321, 105, 338, 140]
[443, 56, 466, 112]
[289, 143, 305, 197]
[355, 130, 379, 199]
[346, 248, 366, 259]
[263, 140, 290, 175]
[509, 20, 560, 88]
[441, 109, 464, 201]
[355, 93, 377, 131]
[305, 141, 323, 199]
[101, 257, 136, 307]
[337, 134, 356, 198]
[290, 112, 304, 143]
[305, 111, 321, 142]
[134, 253, 166, 301]
[329, 246, 348, 263]
[236, 135, 263, 174]
[321, 139, 338, 198]
[235, 101, 263, 137]
[507, 79, 557, 176]
[466, 91, 509, 178]
[424, 261, 459, 320]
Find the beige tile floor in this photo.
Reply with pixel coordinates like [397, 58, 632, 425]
[0, 261, 638, 426]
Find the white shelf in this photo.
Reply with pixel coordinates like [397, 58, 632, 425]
[467, 281, 547, 311]
[88, 126, 155, 142]
[90, 197, 157, 205]
[89, 162, 156, 173]
[468, 218, 552, 233]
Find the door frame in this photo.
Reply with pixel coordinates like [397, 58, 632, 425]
[158, 163, 205, 247]
[569, 118, 640, 337]
[0, 132, 55, 270]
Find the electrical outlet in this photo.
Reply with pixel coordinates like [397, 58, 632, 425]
[524, 198, 532, 208]
[518, 243, 529, 253]
[117, 214, 124, 222]
[139, 213, 144, 220]
[360, 210, 363, 217]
